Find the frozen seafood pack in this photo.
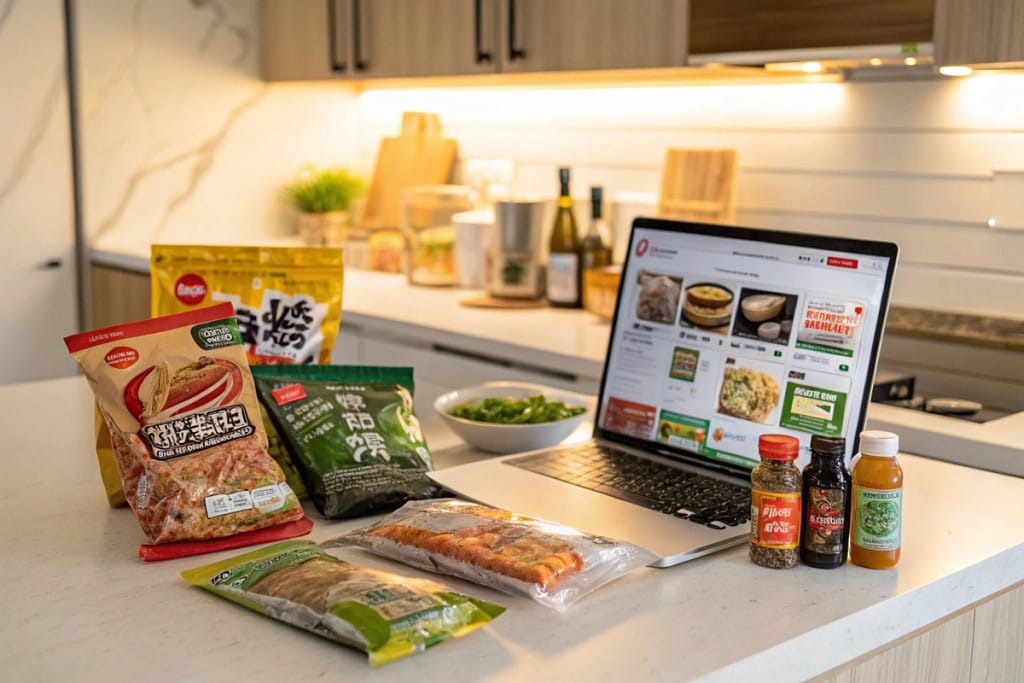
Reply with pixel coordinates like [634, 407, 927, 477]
[181, 540, 505, 667]
[65, 303, 307, 556]
[330, 499, 656, 610]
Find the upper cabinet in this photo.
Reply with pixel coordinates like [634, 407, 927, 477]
[262, 0, 689, 81]
[689, 0, 935, 56]
[934, 0, 1024, 66]
[499, 0, 688, 73]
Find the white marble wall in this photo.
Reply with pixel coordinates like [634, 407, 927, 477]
[74, 0, 362, 254]
[0, 0, 79, 383]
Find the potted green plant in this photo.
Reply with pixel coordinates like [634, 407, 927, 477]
[284, 165, 366, 246]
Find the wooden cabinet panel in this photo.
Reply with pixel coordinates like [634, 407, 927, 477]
[263, 0, 689, 81]
[89, 265, 150, 329]
[690, 0, 934, 55]
[971, 584, 1024, 682]
[261, 0, 335, 80]
[501, 0, 688, 73]
[353, 0, 497, 78]
[934, 0, 1024, 66]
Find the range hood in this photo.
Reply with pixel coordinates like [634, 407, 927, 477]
[688, 42, 938, 80]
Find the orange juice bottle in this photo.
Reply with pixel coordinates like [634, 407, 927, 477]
[850, 430, 903, 569]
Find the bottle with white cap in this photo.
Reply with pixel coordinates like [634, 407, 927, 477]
[850, 430, 903, 569]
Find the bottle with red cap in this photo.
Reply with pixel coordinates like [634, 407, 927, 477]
[749, 434, 802, 569]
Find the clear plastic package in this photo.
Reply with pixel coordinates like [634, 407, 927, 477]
[330, 498, 656, 610]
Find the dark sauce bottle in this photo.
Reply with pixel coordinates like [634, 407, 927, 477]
[800, 435, 852, 568]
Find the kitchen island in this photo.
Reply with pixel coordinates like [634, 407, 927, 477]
[2, 376, 1022, 682]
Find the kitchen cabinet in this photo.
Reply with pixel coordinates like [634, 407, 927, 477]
[689, 0, 935, 56]
[934, 0, 1024, 66]
[333, 323, 600, 419]
[262, 0, 688, 81]
[0, 0, 79, 385]
[89, 264, 150, 329]
[498, 0, 688, 73]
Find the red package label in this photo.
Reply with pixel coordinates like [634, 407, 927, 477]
[271, 383, 307, 405]
[751, 489, 801, 549]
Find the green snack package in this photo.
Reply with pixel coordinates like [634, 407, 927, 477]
[251, 365, 442, 518]
[181, 540, 505, 666]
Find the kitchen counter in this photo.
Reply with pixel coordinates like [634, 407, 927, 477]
[90, 246, 1024, 474]
[2, 376, 1023, 682]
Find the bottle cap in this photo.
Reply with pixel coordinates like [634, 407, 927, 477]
[758, 434, 800, 461]
[859, 430, 900, 456]
[810, 434, 846, 457]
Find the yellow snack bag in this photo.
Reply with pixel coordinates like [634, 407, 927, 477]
[94, 245, 344, 507]
[150, 245, 344, 365]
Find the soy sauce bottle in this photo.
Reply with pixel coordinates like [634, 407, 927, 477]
[800, 435, 852, 569]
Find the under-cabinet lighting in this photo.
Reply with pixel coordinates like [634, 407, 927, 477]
[905, 57, 918, 66]
[939, 65, 974, 77]
[870, 58, 883, 66]
[801, 62, 823, 73]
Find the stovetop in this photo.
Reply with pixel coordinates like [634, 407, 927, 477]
[877, 395, 1015, 424]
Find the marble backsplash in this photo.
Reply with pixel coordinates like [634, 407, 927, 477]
[74, 0, 362, 253]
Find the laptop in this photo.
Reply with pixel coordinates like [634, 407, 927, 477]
[430, 217, 899, 567]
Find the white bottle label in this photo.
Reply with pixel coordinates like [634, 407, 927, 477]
[547, 253, 579, 302]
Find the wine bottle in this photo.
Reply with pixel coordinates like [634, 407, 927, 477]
[546, 167, 582, 308]
[581, 186, 613, 270]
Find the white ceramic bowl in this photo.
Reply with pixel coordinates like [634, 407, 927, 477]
[434, 381, 591, 454]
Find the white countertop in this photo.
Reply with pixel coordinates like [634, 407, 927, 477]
[2, 376, 1023, 682]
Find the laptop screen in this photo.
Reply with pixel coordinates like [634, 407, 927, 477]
[595, 218, 898, 474]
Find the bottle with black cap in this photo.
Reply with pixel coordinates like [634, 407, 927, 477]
[800, 435, 852, 569]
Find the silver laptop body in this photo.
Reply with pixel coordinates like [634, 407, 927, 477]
[431, 217, 899, 567]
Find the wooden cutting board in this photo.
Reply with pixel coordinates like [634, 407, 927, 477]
[657, 148, 738, 224]
[361, 112, 458, 230]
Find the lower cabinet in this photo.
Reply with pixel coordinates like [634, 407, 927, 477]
[818, 581, 1024, 682]
[89, 264, 151, 329]
[333, 323, 599, 418]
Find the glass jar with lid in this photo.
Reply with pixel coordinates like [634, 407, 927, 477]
[400, 185, 475, 286]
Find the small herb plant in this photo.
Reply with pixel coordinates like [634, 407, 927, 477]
[284, 166, 365, 214]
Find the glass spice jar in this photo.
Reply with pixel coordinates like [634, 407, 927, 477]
[750, 434, 802, 569]
[800, 435, 852, 569]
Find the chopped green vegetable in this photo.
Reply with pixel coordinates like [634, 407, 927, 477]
[450, 394, 585, 424]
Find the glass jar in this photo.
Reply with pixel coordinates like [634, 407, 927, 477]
[400, 185, 474, 286]
[750, 434, 802, 569]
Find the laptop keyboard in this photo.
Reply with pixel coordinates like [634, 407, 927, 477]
[507, 443, 751, 530]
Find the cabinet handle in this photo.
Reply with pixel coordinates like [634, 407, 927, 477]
[328, 0, 347, 72]
[38, 258, 62, 270]
[352, 0, 368, 71]
[474, 0, 492, 64]
[507, 0, 525, 61]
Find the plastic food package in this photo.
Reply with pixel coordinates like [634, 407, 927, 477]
[331, 499, 656, 610]
[65, 303, 307, 557]
[252, 365, 442, 518]
[93, 245, 345, 508]
[181, 540, 505, 666]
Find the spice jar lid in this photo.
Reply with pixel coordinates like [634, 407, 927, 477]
[859, 430, 900, 456]
[758, 434, 800, 461]
[810, 434, 846, 456]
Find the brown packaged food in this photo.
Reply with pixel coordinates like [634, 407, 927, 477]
[65, 303, 305, 551]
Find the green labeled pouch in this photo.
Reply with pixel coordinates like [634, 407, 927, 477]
[181, 540, 505, 666]
[251, 365, 442, 518]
